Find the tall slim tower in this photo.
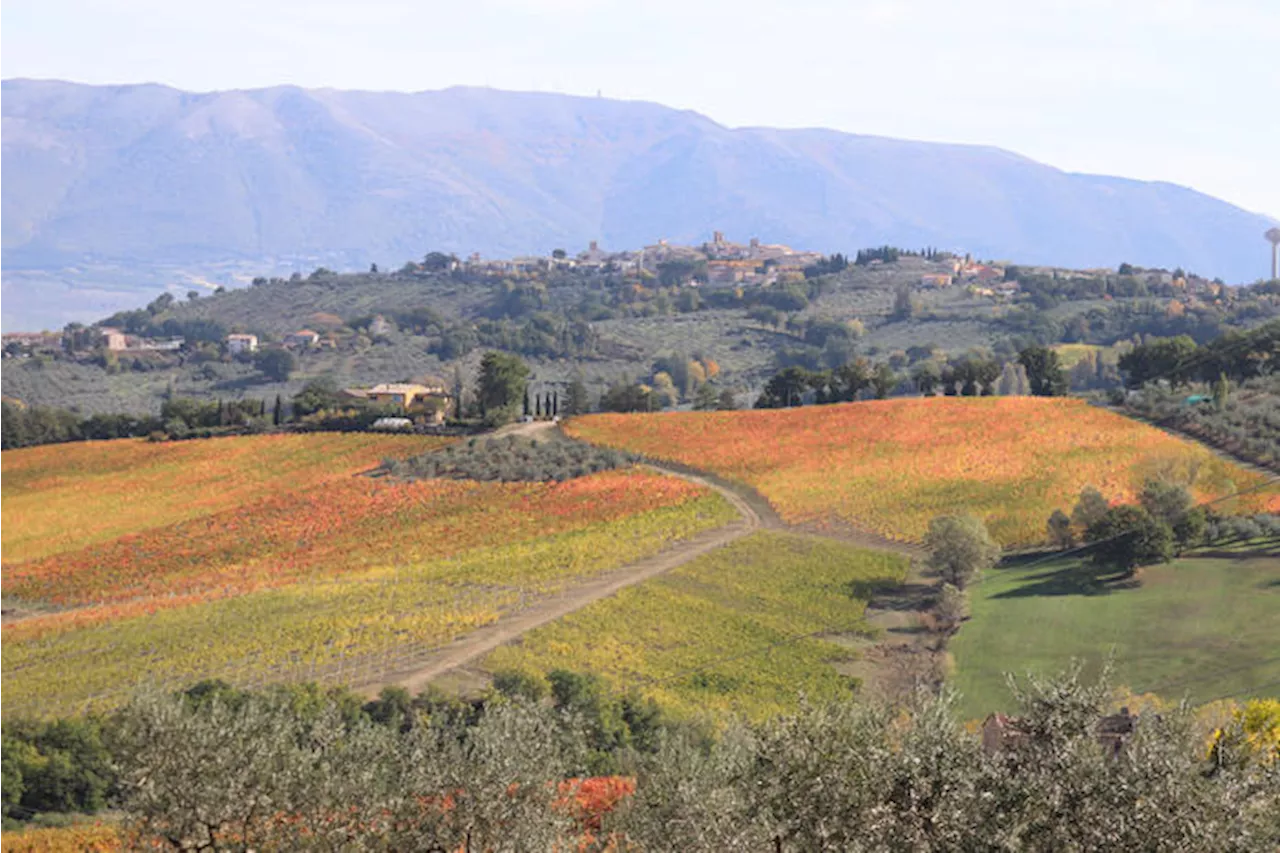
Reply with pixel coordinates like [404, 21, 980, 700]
[1268, 228, 1280, 280]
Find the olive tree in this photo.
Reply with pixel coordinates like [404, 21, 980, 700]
[923, 514, 1001, 588]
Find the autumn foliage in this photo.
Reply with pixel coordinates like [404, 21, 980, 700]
[567, 397, 1277, 545]
[2, 434, 731, 716]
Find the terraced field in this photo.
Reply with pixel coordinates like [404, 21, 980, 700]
[567, 397, 1278, 546]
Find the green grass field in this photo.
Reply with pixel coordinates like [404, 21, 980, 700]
[950, 547, 1280, 720]
[483, 531, 909, 719]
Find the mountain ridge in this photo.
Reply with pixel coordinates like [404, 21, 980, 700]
[3, 78, 1275, 330]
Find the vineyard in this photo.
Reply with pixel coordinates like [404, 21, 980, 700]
[0, 822, 121, 852]
[567, 397, 1279, 545]
[2, 436, 735, 717]
[2, 433, 438, 562]
[484, 531, 908, 718]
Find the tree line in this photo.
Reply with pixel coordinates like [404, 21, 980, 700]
[3, 666, 1276, 850]
[752, 345, 1069, 409]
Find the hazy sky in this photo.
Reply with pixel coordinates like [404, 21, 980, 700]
[3, 0, 1276, 219]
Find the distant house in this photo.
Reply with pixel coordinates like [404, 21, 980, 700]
[226, 333, 259, 354]
[920, 273, 954, 288]
[349, 382, 453, 424]
[963, 264, 1005, 284]
[2, 331, 63, 355]
[100, 327, 128, 351]
[284, 329, 320, 348]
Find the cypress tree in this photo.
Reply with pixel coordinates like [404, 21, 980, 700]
[273, 395, 283, 426]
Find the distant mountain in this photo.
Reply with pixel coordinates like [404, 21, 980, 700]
[3, 78, 1274, 330]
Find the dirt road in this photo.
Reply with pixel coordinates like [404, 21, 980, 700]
[355, 434, 762, 697]
[356, 421, 931, 698]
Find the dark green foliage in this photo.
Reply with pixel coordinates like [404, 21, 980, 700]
[1047, 509, 1075, 548]
[854, 245, 903, 265]
[1071, 485, 1111, 532]
[363, 687, 416, 732]
[492, 669, 550, 703]
[1119, 334, 1200, 388]
[755, 366, 812, 408]
[253, 347, 297, 382]
[563, 377, 591, 416]
[547, 669, 643, 772]
[421, 251, 457, 272]
[291, 378, 343, 418]
[600, 382, 654, 413]
[0, 402, 162, 449]
[382, 435, 635, 482]
[802, 252, 849, 278]
[1138, 478, 1194, 528]
[476, 351, 530, 426]
[1172, 507, 1208, 553]
[2, 717, 114, 819]
[692, 382, 719, 410]
[1018, 345, 1068, 396]
[1085, 505, 1175, 574]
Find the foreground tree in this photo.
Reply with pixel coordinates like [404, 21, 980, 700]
[924, 514, 1001, 588]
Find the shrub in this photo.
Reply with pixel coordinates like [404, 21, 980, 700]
[1046, 508, 1075, 548]
[382, 435, 636, 483]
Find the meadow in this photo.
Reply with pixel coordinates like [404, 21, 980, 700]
[567, 397, 1278, 546]
[949, 547, 1280, 720]
[483, 531, 908, 719]
[1, 436, 736, 717]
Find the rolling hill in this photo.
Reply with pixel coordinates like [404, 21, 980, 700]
[3, 78, 1275, 330]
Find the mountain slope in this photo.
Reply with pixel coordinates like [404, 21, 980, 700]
[2, 79, 1274, 329]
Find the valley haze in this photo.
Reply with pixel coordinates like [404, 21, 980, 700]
[2, 77, 1275, 330]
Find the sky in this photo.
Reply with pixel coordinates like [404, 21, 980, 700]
[2, 0, 1277, 219]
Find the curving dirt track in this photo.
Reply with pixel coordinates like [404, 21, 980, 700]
[356, 426, 763, 697]
[357, 421, 932, 698]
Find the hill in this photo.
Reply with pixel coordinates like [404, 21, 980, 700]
[1, 434, 733, 717]
[566, 397, 1280, 545]
[4, 78, 1276, 329]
